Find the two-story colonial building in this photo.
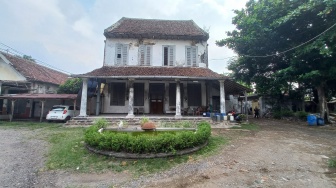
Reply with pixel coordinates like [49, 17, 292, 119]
[74, 17, 251, 118]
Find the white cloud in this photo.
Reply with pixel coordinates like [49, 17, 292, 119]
[0, 0, 248, 74]
[73, 19, 95, 38]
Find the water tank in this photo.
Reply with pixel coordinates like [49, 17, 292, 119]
[307, 114, 317, 126]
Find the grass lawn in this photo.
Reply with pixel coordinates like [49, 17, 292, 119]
[230, 123, 260, 130]
[0, 121, 229, 177]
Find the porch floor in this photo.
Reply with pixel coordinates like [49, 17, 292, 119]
[67, 113, 241, 128]
[75, 114, 210, 120]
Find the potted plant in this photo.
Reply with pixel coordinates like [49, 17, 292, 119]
[140, 116, 156, 130]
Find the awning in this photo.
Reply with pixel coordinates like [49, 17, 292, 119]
[0, 93, 78, 100]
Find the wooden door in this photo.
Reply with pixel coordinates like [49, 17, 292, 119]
[149, 83, 165, 114]
[150, 94, 164, 114]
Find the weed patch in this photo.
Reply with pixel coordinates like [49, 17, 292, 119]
[329, 158, 336, 168]
[230, 123, 259, 130]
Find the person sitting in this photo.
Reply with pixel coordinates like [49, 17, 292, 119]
[195, 106, 203, 116]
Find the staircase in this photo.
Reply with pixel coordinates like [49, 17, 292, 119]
[66, 116, 214, 127]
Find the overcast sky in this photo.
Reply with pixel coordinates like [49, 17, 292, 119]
[0, 0, 248, 75]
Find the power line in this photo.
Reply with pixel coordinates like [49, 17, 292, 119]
[241, 22, 336, 58]
[0, 42, 72, 74]
[210, 56, 237, 61]
[207, 22, 335, 61]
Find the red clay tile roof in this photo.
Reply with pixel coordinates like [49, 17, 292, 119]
[1, 52, 68, 85]
[77, 66, 225, 79]
[104, 17, 209, 40]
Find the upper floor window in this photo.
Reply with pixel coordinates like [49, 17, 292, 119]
[139, 45, 152, 66]
[186, 46, 197, 67]
[163, 45, 175, 66]
[115, 44, 128, 66]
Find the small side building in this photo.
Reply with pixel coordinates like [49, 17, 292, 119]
[0, 52, 70, 119]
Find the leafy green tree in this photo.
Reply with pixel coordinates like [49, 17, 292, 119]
[23, 55, 35, 62]
[217, 0, 336, 121]
[57, 78, 82, 94]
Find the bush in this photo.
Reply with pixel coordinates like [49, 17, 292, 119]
[281, 110, 294, 117]
[272, 110, 294, 119]
[295, 111, 309, 121]
[272, 111, 282, 119]
[94, 118, 108, 128]
[84, 121, 211, 154]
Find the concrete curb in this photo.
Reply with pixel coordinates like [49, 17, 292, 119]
[86, 141, 208, 159]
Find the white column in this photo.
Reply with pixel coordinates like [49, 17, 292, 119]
[40, 100, 45, 122]
[208, 82, 213, 107]
[175, 80, 182, 118]
[126, 79, 135, 118]
[10, 100, 15, 122]
[3, 88, 8, 115]
[219, 80, 226, 114]
[79, 78, 88, 117]
[95, 81, 101, 116]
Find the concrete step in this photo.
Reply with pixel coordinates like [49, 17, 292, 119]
[66, 116, 213, 126]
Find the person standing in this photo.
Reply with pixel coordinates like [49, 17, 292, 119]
[254, 106, 260, 118]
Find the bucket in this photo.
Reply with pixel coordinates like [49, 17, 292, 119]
[307, 114, 317, 126]
[230, 115, 234, 121]
[317, 118, 324, 126]
[223, 116, 228, 121]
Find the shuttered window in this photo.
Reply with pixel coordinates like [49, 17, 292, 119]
[187, 83, 201, 106]
[139, 45, 152, 66]
[109, 83, 126, 106]
[134, 83, 144, 106]
[163, 46, 175, 66]
[186, 46, 197, 67]
[115, 44, 128, 65]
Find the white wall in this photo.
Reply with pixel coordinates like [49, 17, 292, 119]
[104, 38, 207, 67]
[30, 82, 59, 94]
[0, 58, 26, 81]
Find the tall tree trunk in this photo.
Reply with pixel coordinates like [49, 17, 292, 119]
[316, 84, 328, 122]
[298, 83, 305, 112]
[326, 101, 331, 123]
[302, 96, 305, 112]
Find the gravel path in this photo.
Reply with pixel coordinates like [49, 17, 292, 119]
[0, 129, 47, 188]
[1, 119, 336, 187]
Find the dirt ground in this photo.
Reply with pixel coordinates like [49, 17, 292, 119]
[119, 118, 336, 187]
[2, 118, 336, 188]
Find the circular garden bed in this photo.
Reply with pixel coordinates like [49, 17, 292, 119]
[84, 122, 211, 159]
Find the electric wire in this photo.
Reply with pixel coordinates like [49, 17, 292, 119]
[0, 42, 72, 75]
[210, 22, 336, 60]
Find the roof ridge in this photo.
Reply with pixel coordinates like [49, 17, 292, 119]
[122, 17, 193, 22]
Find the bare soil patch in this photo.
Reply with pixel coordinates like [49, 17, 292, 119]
[120, 118, 336, 187]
